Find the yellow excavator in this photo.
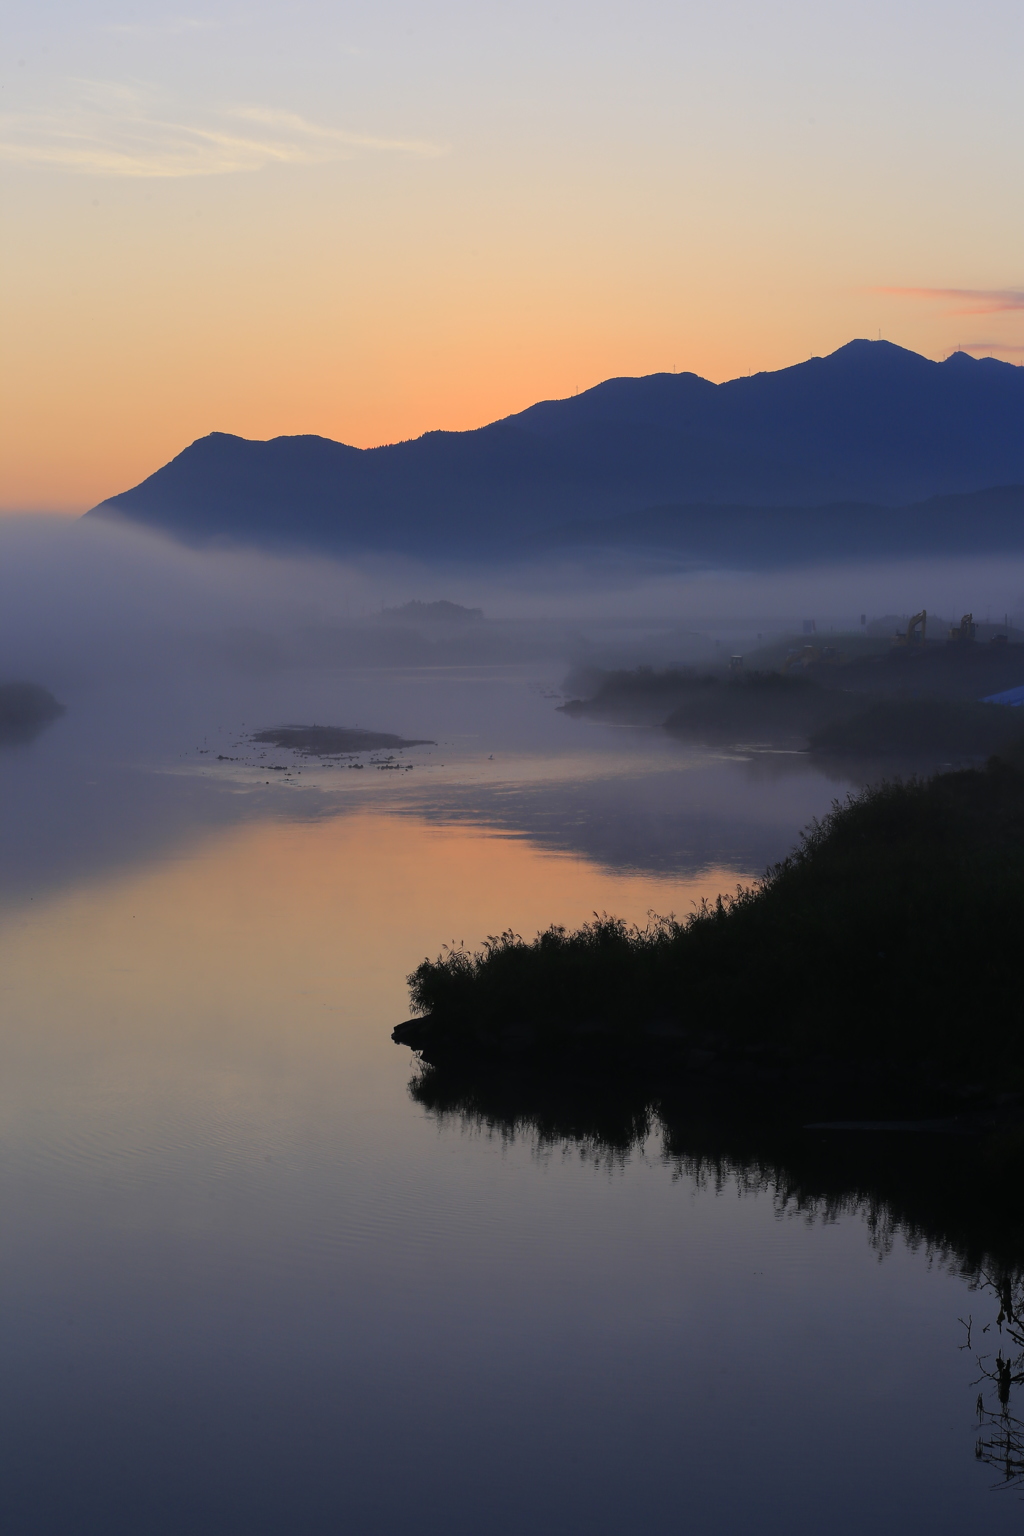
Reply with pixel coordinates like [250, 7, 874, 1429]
[949, 613, 976, 642]
[894, 610, 927, 645]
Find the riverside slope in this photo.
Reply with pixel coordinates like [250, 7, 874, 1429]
[88, 340, 1024, 561]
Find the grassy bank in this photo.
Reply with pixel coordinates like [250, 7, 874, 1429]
[559, 666, 711, 723]
[808, 697, 1023, 756]
[401, 756, 1024, 1087]
[663, 669, 854, 739]
[562, 655, 1024, 756]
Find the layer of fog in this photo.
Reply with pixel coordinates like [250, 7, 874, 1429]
[4, 511, 1024, 908]
[6, 513, 1024, 688]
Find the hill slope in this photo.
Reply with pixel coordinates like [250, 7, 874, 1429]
[549, 485, 1024, 567]
[88, 341, 1024, 558]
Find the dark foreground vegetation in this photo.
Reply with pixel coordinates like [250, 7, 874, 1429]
[0, 682, 64, 746]
[399, 743, 1024, 1488]
[397, 755, 1024, 1099]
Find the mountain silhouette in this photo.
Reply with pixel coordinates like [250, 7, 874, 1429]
[544, 485, 1024, 567]
[88, 340, 1024, 560]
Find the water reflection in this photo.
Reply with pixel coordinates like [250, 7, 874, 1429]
[0, 665, 860, 906]
[971, 1274, 1024, 1488]
[4, 652, 978, 917]
[411, 1061, 1024, 1267]
[412, 1054, 1024, 1494]
[7, 521, 1024, 1530]
[2, 798, 1020, 1533]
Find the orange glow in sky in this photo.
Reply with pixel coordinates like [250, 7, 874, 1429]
[3, 0, 1023, 511]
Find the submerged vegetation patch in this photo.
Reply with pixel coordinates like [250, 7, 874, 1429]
[0, 682, 64, 747]
[251, 725, 435, 755]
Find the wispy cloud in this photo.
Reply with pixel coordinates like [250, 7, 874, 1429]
[0, 81, 445, 177]
[877, 286, 1024, 315]
[105, 17, 221, 36]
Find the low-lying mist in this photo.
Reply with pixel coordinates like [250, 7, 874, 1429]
[4, 510, 1024, 910]
[5, 513, 1024, 692]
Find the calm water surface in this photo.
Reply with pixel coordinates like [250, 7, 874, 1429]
[1, 667, 1018, 1532]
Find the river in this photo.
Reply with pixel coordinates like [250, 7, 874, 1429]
[1, 664, 1018, 1533]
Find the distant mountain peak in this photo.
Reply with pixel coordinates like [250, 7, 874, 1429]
[88, 338, 1024, 557]
[380, 600, 484, 623]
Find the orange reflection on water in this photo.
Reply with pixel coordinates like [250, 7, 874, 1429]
[1, 809, 748, 1061]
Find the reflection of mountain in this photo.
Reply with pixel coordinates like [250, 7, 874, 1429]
[88, 341, 1024, 558]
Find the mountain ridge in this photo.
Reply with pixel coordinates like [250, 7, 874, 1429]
[88, 340, 1024, 559]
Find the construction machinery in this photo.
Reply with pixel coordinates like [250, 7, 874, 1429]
[895, 610, 927, 645]
[949, 613, 976, 643]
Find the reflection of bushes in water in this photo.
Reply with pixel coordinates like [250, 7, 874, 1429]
[412, 1062, 1024, 1275]
[659, 1109, 1024, 1278]
[407, 759, 1024, 1086]
[412, 1057, 1024, 1488]
[410, 1062, 656, 1162]
[970, 1273, 1024, 1487]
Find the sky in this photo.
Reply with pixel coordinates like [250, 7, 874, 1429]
[2, 0, 1022, 511]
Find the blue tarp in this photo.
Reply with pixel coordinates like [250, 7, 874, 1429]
[982, 684, 1024, 707]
